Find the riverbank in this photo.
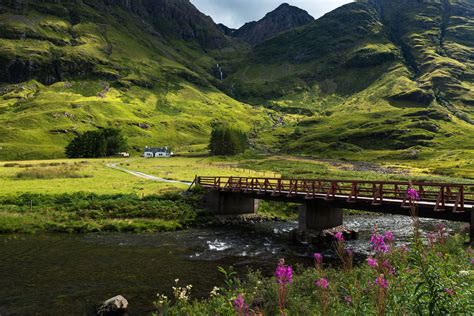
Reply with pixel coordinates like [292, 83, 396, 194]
[1, 214, 470, 315]
[153, 230, 474, 315]
[0, 190, 301, 234]
[0, 192, 202, 233]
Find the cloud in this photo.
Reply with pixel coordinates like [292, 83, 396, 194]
[190, 0, 352, 28]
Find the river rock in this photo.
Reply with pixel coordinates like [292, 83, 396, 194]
[97, 295, 128, 315]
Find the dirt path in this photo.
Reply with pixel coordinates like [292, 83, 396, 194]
[107, 163, 193, 185]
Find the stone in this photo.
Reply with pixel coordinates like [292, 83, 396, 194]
[97, 295, 128, 315]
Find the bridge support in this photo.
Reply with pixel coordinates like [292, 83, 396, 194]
[298, 201, 343, 231]
[203, 190, 259, 215]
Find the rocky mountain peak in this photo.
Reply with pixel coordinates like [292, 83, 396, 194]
[231, 2, 314, 46]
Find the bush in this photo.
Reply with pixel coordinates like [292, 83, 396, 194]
[65, 128, 127, 158]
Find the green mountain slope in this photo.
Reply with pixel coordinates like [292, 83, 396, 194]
[0, 0, 473, 163]
[224, 0, 474, 155]
[0, 0, 267, 159]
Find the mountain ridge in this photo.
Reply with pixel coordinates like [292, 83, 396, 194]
[230, 3, 314, 46]
[0, 0, 473, 161]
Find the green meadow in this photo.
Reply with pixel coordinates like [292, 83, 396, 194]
[0, 155, 472, 234]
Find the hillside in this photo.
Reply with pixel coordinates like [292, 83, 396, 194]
[0, 0, 473, 164]
[0, 0, 267, 160]
[225, 0, 474, 157]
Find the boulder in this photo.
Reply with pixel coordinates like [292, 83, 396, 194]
[97, 295, 128, 316]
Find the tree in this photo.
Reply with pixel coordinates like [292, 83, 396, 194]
[209, 125, 248, 156]
[65, 128, 127, 158]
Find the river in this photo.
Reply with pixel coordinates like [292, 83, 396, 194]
[0, 215, 464, 315]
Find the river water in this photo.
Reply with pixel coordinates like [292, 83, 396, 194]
[0, 215, 464, 315]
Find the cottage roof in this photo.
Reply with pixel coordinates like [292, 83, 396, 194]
[144, 147, 169, 153]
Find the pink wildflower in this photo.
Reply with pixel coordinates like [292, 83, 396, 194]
[334, 232, 344, 242]
[427, 232, 437, 246]
[233, 294, 245, 310]
[382, 260, 396, 275]
[407, 187, 420, 200]
[370, 233, 389, 253]
[374, 274, 388, 289]
[384, 231, 394, 242]
[470, 258, 474, 265]
[314, 253, 323, 265]
[344, 295, 352, 303]
[275, 262, 293, 285]
[316, 278, 329, 289]
[367, 257, 378, 268]
[399, 244, 409, 253]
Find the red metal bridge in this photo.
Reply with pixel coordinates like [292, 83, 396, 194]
[196, 176, 474, 235]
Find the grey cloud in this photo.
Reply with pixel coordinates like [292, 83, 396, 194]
[191, 0, 352, 28]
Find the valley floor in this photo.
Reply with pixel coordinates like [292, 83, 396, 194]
[0, 155, 472, 233]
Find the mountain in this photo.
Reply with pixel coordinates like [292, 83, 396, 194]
[217, 23, 236, 36]
[232, 3, 314, 46]
[225, 0, 474, 154]
[0, 0, 265, 160]
[0, 0, 473, 162]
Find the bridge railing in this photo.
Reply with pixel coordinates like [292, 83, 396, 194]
[197, 176, 474, 213]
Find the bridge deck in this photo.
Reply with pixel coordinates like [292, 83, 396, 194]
[196, 176, 474, 220]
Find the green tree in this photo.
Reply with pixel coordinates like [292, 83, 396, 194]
[209, 125, 248, 156]
[65, 128, 127, 158]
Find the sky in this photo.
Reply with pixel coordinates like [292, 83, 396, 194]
[190, 0, 353, 29]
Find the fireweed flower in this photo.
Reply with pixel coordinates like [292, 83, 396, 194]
[407, 187, 420, 200]
[335, 232, 344, 242]
[314, 253, 323, 269]
[436, 223, 446, 232]
[374, 274, 388, 289]
[344, 295, 352, 303]
[233, 294, 245, 310]
[367, 257, 378, 268]
[275, 262, 293, 285]
[471, 258, 474, 265]
[426, 232, 438, 245]
[399, 244, 409, 253]
[384, 231, 394, 242]
[370, 233, 389, 253]
[382, 260, 396, 276]
[316, 278, 329, 289]
[314, 253, 323, 264]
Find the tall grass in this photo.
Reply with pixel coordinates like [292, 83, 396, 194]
[15, 163, 91, 179]
[0, 191, 204, 233]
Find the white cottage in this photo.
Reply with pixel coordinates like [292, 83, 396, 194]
[143, 146, 172, 158]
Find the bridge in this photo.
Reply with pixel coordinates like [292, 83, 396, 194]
[195, 176, 474, 241]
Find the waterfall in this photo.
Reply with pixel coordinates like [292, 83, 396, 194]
[216, 64, 223, 80]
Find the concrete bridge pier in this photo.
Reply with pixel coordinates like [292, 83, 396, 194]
[203, 190, 259, 215]
[298, 201, 343, 231]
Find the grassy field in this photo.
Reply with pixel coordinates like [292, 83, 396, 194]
[1, 155, 472, 196]
[0, 155, 472, 234]
[0, 157, 282, 196]
[0, 156, 281, 233]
